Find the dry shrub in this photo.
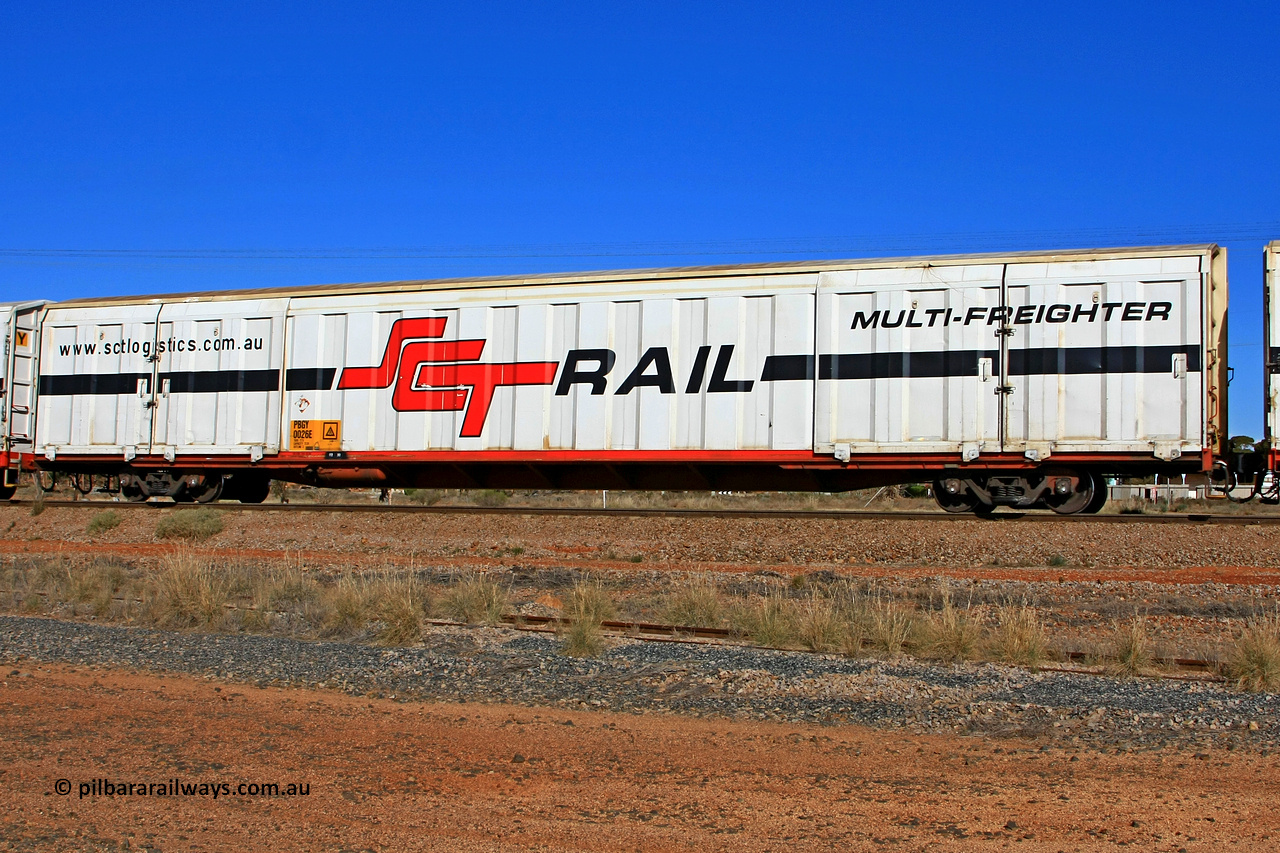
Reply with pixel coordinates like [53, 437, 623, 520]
[155, 509, 224, 542]
[403, 489, 444, 506]
[440, 571, 508, 625]
[145, 550, 233, 629]
[797, 594, 844, 653]
[918, 586, 984, 663]
[472, 489, 509, 508]
[86, 511, 121, 536]
[993, 603, 1048, 668]
[1107, 614, 1154, 677]
[664, 577, 725, 627]
[1226, 611, 1280, 692]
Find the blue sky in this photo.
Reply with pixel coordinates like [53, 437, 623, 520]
[2, 2, 1277, 436]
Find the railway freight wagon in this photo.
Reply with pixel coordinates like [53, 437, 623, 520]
[1265, 241, 1280, 488]
[1, 245, 1228, 513]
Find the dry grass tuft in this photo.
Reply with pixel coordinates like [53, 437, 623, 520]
[1226, 611, 1280, 693]
[663, 577, 725, 627]
[565, 579, 615, 624]
[735, 593, 799, 649]
[918, 586, 984, 663]
[66, 560, 129, 617]
[145, 549, 233, 629]
[440, 572, 508, 625]
[558, 579, 615, 658]
[560, 618, 605, 658]
[867, 596, 916, 657]
[797, 594, 844, 653]
[241, 561, 321, 632]
[1107, 614, 1154, 677]
[319, 572, 373, 638]
[368, 573, 428, 646]
[992, 602, 1049, 668]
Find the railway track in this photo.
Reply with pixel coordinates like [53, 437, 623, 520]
[481, 615, 1227, 681]
[7, 497, 1280, 525]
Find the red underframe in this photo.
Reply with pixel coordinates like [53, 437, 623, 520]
[20, 448, 1207, 472]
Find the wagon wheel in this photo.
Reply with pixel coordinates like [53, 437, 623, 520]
[933, 480, 980, 514]
[191, 476, 225, 504]
[1045, 472, 1098, 515]
[1082, 479, 1109, 514]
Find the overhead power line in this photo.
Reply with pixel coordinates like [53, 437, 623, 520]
[1, 222, 1278, 263]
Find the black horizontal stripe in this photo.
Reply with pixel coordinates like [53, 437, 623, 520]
[818, 350, 991, 380]
[38, 370, 280, 396]
[759, 354, 814, 381]
[34, 344, 1205, 397]
[162, 369, 279, 393]
[762, 345, 1202, 381]
[285, 367, 338, 391]
[38, 373, 150, 396]
[1010, 345, 1201, 376]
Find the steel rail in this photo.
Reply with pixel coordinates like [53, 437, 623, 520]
[498, 615, 1225, 680]
[10, 592, 1230, 681]
[7, 498, 1280, 525]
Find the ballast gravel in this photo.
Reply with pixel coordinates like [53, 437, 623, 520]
[2, 615, 1273, 751]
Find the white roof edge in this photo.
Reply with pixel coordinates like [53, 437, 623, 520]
[47, 244, 1221, 308]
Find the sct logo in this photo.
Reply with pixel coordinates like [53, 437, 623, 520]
[336, 317, 558, 437]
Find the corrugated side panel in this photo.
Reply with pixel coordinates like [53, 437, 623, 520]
[36, 300, 287, 456]
[37, 304, 161, 454]
[1003, 255, 1204, 454]
[815, 254, 1207, 458]
[285, 275, 816, 453]
[153, 299, 287, 454]
[816, 264, 1004, 455]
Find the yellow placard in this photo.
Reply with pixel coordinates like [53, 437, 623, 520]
[291, 419, 342, 451]
[14, 330, 29, 348]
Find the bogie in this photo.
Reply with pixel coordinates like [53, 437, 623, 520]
[933, 471, 1105, 516]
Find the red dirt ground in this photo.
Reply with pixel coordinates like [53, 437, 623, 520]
[1, 663, 1276, 852]
[4, 535, 1280, 588]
